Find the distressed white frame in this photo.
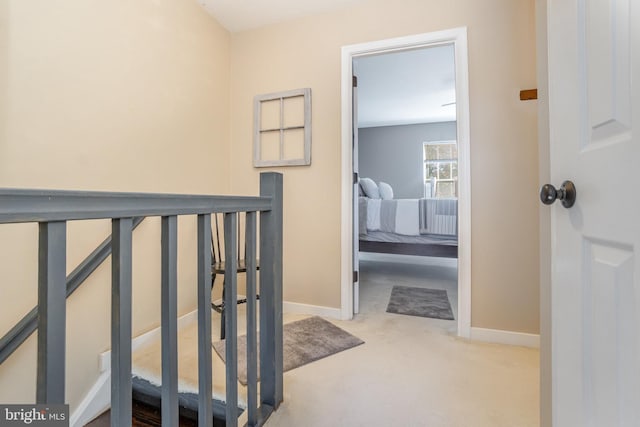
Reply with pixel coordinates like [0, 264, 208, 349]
[253, 88, 312, 167]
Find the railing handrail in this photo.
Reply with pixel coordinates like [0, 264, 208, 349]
[0, 189, 272, 224]
[0, 172, 283, 427]
[0, 216, 146, 365]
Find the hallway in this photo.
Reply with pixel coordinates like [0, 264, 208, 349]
[264, 257, 539, 426]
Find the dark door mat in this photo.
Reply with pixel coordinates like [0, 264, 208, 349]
[386, 286, 455, 320]
[213, 316, 364, 385]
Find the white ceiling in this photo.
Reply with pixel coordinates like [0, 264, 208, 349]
[354, 45, 457, 128]
[198, 0, 369, 33]
[197, 1, 456, 128]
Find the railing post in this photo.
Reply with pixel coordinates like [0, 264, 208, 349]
[197, 214, 213, 427]
[224, 213, 239, 425]
[161, 216, 178, 427]
[111, 218, 133, 427]
[245, 211, 258, 426]
[259, 172, 283, 409]
[36, 221, 67, 404]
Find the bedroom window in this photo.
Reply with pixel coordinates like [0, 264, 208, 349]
[423, 140, 458, 198]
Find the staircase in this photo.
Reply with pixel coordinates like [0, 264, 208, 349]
[86, 401, 200, 427]
[0, 172, 283, 427]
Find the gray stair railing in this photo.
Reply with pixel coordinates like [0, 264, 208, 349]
[0, 216, 146, 366]
[0, 172, 283, 427]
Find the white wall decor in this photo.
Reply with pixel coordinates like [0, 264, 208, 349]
[254, 88, 311, 167]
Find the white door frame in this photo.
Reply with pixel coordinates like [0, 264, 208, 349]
[339, 27, 472, 338]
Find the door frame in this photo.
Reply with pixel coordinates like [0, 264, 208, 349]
[339, 27, 472, 338]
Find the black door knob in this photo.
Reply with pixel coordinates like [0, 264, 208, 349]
[540, 181, 576, 208]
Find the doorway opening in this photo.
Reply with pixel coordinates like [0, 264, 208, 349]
[340, 28, 472, 338]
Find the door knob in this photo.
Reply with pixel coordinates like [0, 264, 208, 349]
[540, 181, 576, 208]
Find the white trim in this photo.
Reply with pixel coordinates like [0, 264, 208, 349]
[283, 301, 342, 320]
[70, 371, 110, 427]
[453, 28, 472, 339]
[470, 327, 541, 348]
[99, 310, 198, 372]
[340, 41, 355, 320]
[341, 28, 472, 336]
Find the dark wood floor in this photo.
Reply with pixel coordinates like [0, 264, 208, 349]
[85, 401, 198, 427]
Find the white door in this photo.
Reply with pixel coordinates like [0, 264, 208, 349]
[547, 1, 640, 426]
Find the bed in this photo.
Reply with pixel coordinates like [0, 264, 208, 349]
[357, 178, 458, 258]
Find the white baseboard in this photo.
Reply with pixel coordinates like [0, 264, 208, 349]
[70, 372, 110, 427]
[470, 327, 540, 348]
[99, 310, 198, 372]
[283, 301, 342, 320]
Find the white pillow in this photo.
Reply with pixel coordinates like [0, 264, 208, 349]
[378, 182, 394, 200]
[359, 177, 380, 199]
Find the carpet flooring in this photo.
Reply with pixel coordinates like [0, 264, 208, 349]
[262, 258, 539, 427]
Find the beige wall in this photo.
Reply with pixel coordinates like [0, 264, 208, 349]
[0, 0, 231, 411]
[229, 0, 540, 333]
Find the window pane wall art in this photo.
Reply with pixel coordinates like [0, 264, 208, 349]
[253, 88, 312, 167]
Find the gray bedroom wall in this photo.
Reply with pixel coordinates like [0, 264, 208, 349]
[358, 121, 457, 198]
